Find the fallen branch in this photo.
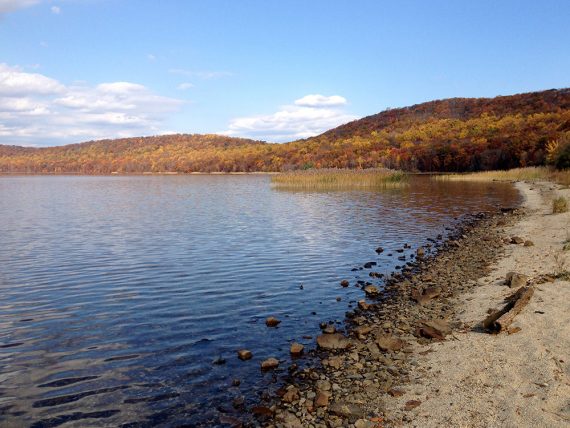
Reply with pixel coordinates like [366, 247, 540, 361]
[482, 285, 534, 332]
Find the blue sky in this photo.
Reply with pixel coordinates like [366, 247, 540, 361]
[0, 0, 569, 146]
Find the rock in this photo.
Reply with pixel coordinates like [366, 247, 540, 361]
[219, 415, 243, 427]
[314, 390, 330, 407]
[417, 319, 451, 340]
[316, 379, 331, 391]
[354, 325, 372, 338]
[340, 279, 350, 287]
[388, 387, 405, 397]
[232, 378, 241, 386]
[316, 333, 351, 350]
[275, 410, 303, 428]
[363, 262, 377, 269]
[329, 402, 365, 419]
[375, 334, 407, 352]
[282, 386, 300, 403]
[237, 349, 252, 361]
[323, 324, 336, 334]
[375, 247, 384, 254]
[355, 419, 375, 428]
[266, 316, 281, 327]
[505, 272, 528, 288]
[212, 356, 226, 365]
[290, 342, 304, 356]
[524, 240, 534, 247]
[511, 236, 525, 244]
[358, 300, 371, 310]
[251, 406, 273, 417]
[364, 285, 379, 296]
[404, 400, 421, 411]
[416, 247, 425, 257]
[261, 357, 279, 370]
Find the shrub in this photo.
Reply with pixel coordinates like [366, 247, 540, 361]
[553, 196, 568, 214]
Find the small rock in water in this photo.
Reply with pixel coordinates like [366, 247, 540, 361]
[364, 285, 379, 296]
[212, 356, 226, 365]
[336, 296, 342, 302]
[265, 316, 281, 327]
[363, 261, 377, 269]
[323, 324, 336, 334]
[358, 300, 371, 311]
[261, 357, 279, 370]
[232, 378, 241, 386]
[340, 279, 350, 287]
[237, 349, 253, 361]
[290, 342, 304, 356]
[375, 247, 384, 254]
[416, 247, 425, 257]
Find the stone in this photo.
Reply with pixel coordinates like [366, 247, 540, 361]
[314, 390, 330, 407]
[375, 247, 384, 254]
[416, 247, 425, 257]
[266, 316, 281, 327]
[363, 261, 377, 269]
[524, 240, 534, 247]
[261, 357, 279, 370]
[388, 387, 405, 397]
[364, 285, 379, 296]
[316, 333, 351, 350]
[375, 334, 407, 352]
[355, 419, 375, 428]
[282, 386, 300, 403]
[358, 300, 371, 310]
[511, 236, 525, 244]
[404, 400, 421, 411]
[237, 349, 252, 360]
[417, 319, 451, 340]
[505, 272, 528, 288]
[329, 402, 365, 419]
[340, 279, 350, 287]
[323, 324, 336, 334]
[212, 356, 226, 365]
[354, 325, 372, 338]
[316, 379, 331, 391]
[290, 342, 304, 356]
[275, 410, 303, 428]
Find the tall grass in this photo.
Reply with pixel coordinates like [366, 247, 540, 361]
[271, 168, 408, 190]
[433, 167, 570, 184]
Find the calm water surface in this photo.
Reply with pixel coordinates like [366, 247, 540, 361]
[0, 175, 520, 427]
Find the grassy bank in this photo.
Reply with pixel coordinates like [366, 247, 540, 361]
[433, 167, 570, 185]
[271, 168, 408, 190]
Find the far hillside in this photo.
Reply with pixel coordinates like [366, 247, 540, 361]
[1, 88, 569, 174]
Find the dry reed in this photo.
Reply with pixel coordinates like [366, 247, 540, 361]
[271, 168, 408, 190]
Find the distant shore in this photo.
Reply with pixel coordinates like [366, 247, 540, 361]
[260, 180, 569, 427]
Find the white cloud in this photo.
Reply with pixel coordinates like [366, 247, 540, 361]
[147, 53, 156, 61]
[0, 64, 184, 146]
[224, 94, 358, 142]
[50, 5, 60, 14]
[0, 0, 40, 14]
[294, 94, 347, 108]
[0, 63, 64, 96]
[169, 68, 233, 80]
[177, 82, 194, 90]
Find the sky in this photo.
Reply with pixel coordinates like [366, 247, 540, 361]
[0, 0, 569, 147]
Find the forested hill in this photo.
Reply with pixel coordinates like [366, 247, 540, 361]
[1, 88, 569, 174]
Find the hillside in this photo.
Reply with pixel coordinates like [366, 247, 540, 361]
[1, 88, 569, 174]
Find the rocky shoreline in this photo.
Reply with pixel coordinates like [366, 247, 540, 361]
[237, 203, 524, 428]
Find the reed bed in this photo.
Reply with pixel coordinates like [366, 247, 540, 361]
[271, 168, 408, 190]
[433, 167, 570, 183]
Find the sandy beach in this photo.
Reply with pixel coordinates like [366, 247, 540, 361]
[382, 181, 570, 427]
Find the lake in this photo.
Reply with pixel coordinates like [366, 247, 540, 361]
[0, 175, 520, 427]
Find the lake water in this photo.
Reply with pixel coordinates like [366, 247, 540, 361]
[0, 175, 520, 427]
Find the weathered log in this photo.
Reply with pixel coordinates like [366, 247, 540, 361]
[495, 286, 534, 331]
[482, 285, 534, 332]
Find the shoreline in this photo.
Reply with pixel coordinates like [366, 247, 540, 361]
[258, 181, 569, 427]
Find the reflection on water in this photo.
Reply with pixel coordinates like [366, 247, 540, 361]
[0, 175, 519, 426]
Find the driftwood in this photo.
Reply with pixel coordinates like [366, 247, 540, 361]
[482, 285, 534, 332]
